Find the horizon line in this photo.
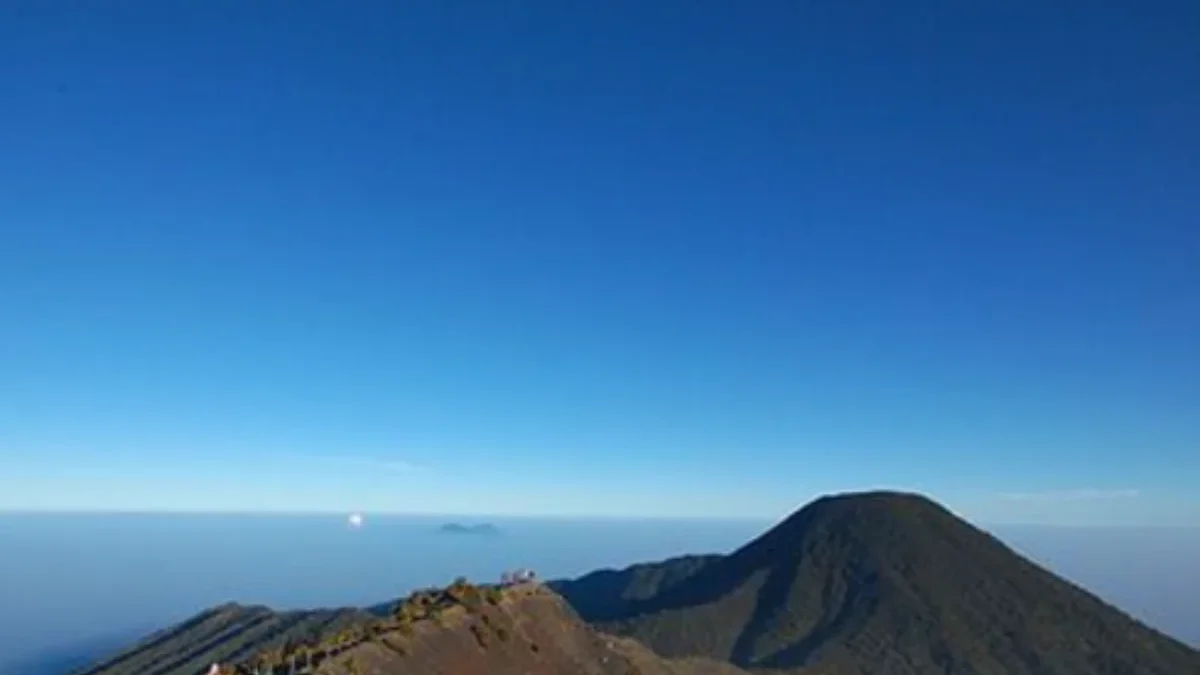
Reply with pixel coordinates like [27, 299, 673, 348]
[2, 507, 1197, 529]
[0, 507, 775, 523]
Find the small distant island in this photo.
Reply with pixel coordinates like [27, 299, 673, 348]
[437, 522, 500, 535]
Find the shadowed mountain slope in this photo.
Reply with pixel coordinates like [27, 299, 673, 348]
[555, 491, 1200, 675]
[81, 582, 749, 675]
[545, 554, 722, 619]
[78, 604, 376, 675]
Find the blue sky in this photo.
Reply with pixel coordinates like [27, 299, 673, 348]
[1, 1, 1196, 524]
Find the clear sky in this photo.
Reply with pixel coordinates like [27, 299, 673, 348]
[1, 1, 1196, 524]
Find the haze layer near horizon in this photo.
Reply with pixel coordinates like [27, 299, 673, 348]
[1, 514, 1197, 675]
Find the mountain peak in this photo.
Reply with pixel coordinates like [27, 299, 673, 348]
[729, 490, 963, 567]
[788, 489, 952, 525]
[561, 491, 1200, 675]
[809, 488, 943, 507]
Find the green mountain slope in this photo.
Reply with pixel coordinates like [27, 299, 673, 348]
[556, 491, 1200, 675]
[546, 554, 721, 619]
[77, 603, 375, 675]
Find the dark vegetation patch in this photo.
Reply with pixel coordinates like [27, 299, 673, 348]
[555, 491, 1200, 675]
